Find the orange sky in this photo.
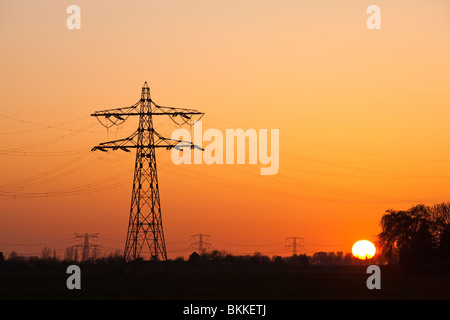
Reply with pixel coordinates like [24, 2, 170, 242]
[1, 0, 450, 259]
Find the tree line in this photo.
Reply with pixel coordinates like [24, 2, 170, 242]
[378, 201, 450, 270]
[1, 249, 368, 271]
[3, 201, 449, 272]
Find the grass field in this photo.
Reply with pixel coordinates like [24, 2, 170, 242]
[1, 263, 450, 300]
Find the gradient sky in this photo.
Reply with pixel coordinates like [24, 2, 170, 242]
[1, 0, 450, 259]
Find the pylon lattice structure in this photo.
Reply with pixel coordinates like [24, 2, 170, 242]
[191, 234, 212, 255]
[285, 236, 305, 256]
[74, 233, 99, 261]
[91, 82, 204, 263]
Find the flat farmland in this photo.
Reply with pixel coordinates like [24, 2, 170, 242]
[1, 264, 450, 300]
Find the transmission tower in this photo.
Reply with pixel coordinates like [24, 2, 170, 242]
[285, 236, 305, 256]
[74, 233, 99, 261]
[191, 234, 212, 255]
[91, 82, 204, 265]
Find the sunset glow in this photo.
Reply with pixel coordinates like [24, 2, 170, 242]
[352, 240, 376, 260]
[0, 1, 449, 261]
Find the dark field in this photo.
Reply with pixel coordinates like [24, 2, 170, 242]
[1, 263, 450, 300]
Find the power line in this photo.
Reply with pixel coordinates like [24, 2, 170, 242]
[0, 237, 75, 247]
[0, 114, 90, 133]
[0, 155, 99, 192]
[205, 115, 450, 163]
[159, 161, 446, 205]
[2, 112, 447, 203]
[0, 122, 97, 154]
[0, 169, 132, 199]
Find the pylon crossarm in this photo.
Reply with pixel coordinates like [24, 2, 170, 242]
[92, 111, 203, 116]
[91, 101, 141, 129]
[91, 131, 203, 152]
[151, 130, 203, 150]
[91, 99, 203, 130]
[152, 101, 204, 125]
[154, 136, 204, 151]
[152, 100, 202, 114]
[91, 101, 202, 117]
[91, 101, 140, 117]
[91, 132, 138, 152]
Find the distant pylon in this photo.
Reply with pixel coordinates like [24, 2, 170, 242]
[74, 233, 99, 261]
[191, 234, 212, 255]
[91, 82, 204, 267]
[285, 237, 304, 256]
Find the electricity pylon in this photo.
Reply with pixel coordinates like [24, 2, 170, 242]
[191, 234, 212, 255]
[285, 236, 305, 256]
[91, 82, 204, 266]
[74, 233, 98, 261]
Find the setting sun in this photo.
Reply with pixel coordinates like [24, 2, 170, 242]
[352, 240, 376, 260]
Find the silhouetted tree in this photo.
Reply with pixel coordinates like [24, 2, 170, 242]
[105, 250, 123, 267]
[189, 251, 200, 263]
[412, 221, 434, 260]
[8, 251, 18, 260]
[312, 252, 327, 265]
[286, 254, 309, 266]
[272, 255, 283, 265]
[41, 247, 52, 260]
[378, 202, 450, 268]
[399, 221, 434, 270]
[438, 226, 450, 261]
[430, 202, 450, 244]
[343, 253, 355, 265]
[208, 250, 227, 261]
[65, 246, 75, 261]
[379, 205, 429, 264]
